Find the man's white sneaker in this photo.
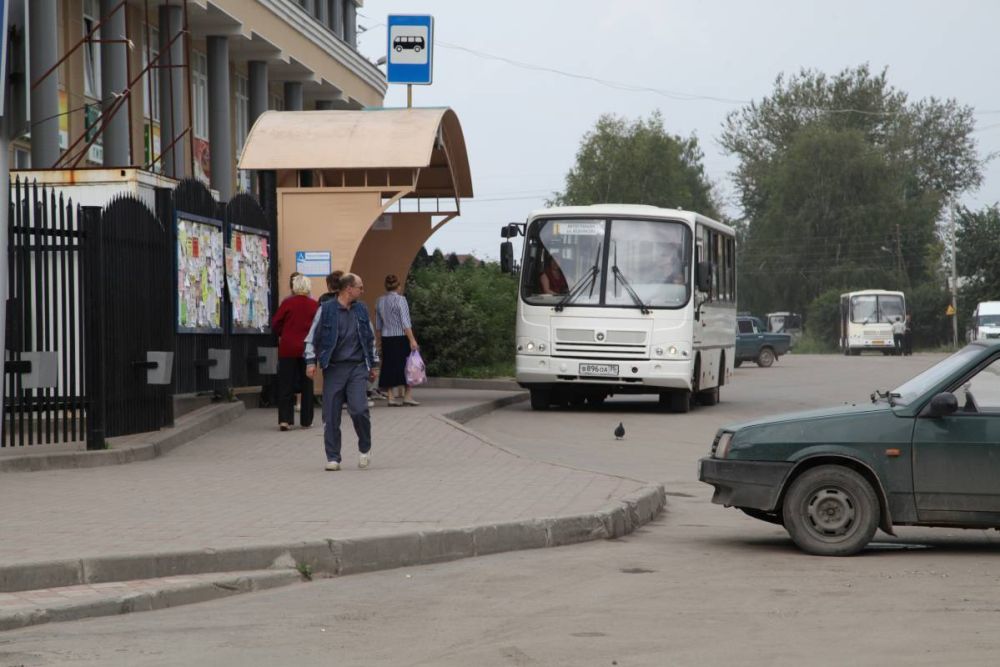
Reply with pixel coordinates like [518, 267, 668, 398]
[358, 453, 370, 469]
[325, 461, 341, 471]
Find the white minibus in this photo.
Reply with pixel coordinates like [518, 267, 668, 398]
[839, 289, 906, 355]
[500, 205, 736, 412]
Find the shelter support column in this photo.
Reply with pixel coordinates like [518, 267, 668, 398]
[207, 36, 233, 200]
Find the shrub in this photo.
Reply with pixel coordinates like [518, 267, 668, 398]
[406, 262, 518, 376]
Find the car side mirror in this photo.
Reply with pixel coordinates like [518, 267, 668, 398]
[696, 261, 712, 294]
[926, 392, 958, 418]
[500, 241, 514, 274]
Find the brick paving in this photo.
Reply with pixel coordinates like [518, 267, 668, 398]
[0, 390, 645, 567]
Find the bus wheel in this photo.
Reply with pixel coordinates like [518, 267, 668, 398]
[529, 388, 551, 411]
[698, 386, 719, 406]
[662, 390, 691, 413]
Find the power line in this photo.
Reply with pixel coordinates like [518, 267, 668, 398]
[358, 16, 999, 120]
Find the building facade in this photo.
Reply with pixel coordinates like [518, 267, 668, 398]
[7, 0, 386, 199]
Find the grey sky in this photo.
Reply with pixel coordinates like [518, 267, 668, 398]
[358, 1, 1000, 260]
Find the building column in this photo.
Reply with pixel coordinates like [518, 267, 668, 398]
[283, 82, 303, 111]
[158, 4, 187, 178]
[99, 0, 129, 166]
[317, 0, 329, 29]
[28, 0, 59, 168]
[331, 0, 344, 39]
[302, 0, 316, 16]
[207, 36, 232, 200]
[248, 61, 268, 129]
[344, 1, 357, 48]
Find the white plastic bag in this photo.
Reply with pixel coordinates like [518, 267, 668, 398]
[405, 350, 427, 386]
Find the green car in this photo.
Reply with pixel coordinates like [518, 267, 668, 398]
[699, 341, 1000, 556]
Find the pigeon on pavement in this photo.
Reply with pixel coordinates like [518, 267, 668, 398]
[614, 422, 625, 440]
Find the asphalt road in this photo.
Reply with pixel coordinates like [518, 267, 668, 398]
[9, 352, 1000, 667]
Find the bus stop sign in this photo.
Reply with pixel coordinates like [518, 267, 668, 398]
[386, 15, 434, 85]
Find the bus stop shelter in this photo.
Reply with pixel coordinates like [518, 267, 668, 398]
[239, 108, 473, 310]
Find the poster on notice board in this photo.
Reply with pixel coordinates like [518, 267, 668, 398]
[226, 224, 271, 334]
[176, 213, 225, 333]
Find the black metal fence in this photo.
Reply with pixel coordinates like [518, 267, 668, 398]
[3, 178, 278, 448]
[83, 196, 174, 442]
[4, 180, 86, 447]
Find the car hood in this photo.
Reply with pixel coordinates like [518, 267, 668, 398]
[723, 402, 890, 432]
[723, 401, 908, 461]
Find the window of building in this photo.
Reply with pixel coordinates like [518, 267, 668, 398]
[142, 28, 160, 122]
[235, 74, 251, 191]
[13, 147, 30, 169]
[191, 51, 208, 140]
[270, 93, 284, 111]
[83, 0, 102, 99]
[235, 75, 249, 154]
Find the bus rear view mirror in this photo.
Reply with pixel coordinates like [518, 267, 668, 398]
[500, 241, 514, 274]
[696, 261, 713, 294]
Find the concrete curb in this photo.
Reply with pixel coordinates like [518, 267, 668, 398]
[0, 569, 303, 632]
[0, 401, 245, 473]
[424, 377, 521, 391]
[440, 391, 528, 424]
[0, 483, 665, 597]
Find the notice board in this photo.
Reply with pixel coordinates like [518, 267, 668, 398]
[227, 224, 271, 334]
[176, 213, 225, 333]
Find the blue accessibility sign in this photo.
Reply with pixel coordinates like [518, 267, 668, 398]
[386, 14, 434, 85]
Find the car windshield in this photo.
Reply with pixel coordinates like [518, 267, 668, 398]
[521, 217, 691, 309]
[851, 294, 904, 324]
[891, 345, 982, 406]
[604, 219, 690, 308]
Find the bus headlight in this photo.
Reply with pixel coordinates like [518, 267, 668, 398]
[518, 337, 549, 356]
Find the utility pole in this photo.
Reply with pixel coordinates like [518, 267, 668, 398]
[950, 202, 958, 349]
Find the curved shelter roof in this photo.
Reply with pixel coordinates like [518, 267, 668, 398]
[238, 107, 473, 199]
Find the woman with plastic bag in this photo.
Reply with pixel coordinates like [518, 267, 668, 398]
[375, 274, 421, 406]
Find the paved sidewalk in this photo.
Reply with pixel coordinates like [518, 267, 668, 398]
[0, 390, 649, 569]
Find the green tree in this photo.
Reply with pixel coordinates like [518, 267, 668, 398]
[956, 205, 1000, 333]
[552, 111, 719, 217]
[721, 65, 984, 319]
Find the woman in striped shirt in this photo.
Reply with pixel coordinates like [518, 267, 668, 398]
[375, 274, 420, 406]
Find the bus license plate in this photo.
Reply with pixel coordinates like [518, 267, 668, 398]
[579, 363, 619, 377]
[871, 340, 884, 345]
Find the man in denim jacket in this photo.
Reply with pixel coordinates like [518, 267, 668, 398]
[305, 273, 378, 471]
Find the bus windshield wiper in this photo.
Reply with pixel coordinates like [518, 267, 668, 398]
[555, 242, 602, 312]
[610, 265, 650, 315]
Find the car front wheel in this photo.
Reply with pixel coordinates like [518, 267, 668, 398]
[757, 347, 775, 367]
[782, 465, 879, 556]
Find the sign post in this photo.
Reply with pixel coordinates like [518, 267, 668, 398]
[386, 14, 434, 108]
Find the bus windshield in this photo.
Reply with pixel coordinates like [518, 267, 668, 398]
[851, 294, 904, 324]
[979, 314, 1000, 326]
[521, 217, 691, 309]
